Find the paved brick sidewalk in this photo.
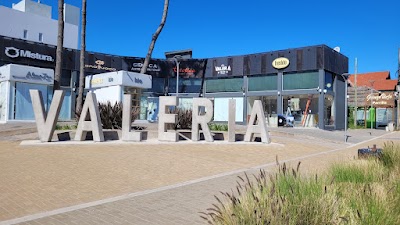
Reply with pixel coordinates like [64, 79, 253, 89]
[0, 125, 397, 224]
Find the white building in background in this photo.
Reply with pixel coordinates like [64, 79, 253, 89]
[0, 0, 79, 49]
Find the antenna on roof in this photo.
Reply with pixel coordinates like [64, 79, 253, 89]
[333, 46, 341, 53]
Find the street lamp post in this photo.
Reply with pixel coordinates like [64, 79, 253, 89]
[341, 73, 350, 143]
[171, 56, 181, 98]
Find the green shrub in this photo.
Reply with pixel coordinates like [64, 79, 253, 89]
[379, 142, 400, 169]
[209, 123, 228, 131]
[330, 162, 380, 184]
[174, 108, 192, 129]
[55, 124, 77, 130]
[202, 143, 400, 225]
[96, 101, 138, 129]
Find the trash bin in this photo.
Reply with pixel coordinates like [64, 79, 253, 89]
[277, 114, 286, 127]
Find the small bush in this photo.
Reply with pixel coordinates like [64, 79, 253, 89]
[209, 123, 228, 131]
[174, 108, 192, 129]
[202, 142, 400, 225]
[96, 101, 139, 129]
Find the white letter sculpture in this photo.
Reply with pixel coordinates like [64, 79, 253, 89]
[244, 100, 270, 144]
[158, 96, 178, 142]
[74, 92, 104, 142]
[121, 94, 142, 141]
[192, 98, 214, 142]
[228, 99, 236, 142]
[30, 90, 65, 142]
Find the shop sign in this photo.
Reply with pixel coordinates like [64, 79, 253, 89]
[173, 67, 196, 77]
[131, 62, 161, 72]
[1, 64, 54, 85]
[272, 57, 289, 69]
[4, 46, 54, 62]
[365, 92, 395, 107]
[85, 59, 117, 72]
[215, 64, 231, 75]
[12, 71, 53, 83]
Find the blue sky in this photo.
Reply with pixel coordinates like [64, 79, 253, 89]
[3, 0, 400, 79]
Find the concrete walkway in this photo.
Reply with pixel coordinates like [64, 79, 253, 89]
[0, 123, 397, 224]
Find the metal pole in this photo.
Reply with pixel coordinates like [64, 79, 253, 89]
[354, 58, 358, 127]
[370, 87, 373, 130]
[345, 78, 348, 142]
[176, 59, 179, 98]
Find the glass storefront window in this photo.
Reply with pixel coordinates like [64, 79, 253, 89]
[248, 96, 277, 116]
[168, 78, 202, 94]
[283, 71, 319, 90]
[150, 77, 165, 94]
[283, 94, 319, 126]
[206, 77, 243, 93]
[248, 74, 277, 91]
[324, 94, 334, 125]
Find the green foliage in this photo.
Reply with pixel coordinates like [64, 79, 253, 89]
[330, 163, 379, 184]
[348, 107, 365, 129]
[202, 143, 400, 225]
[97, 101, 138, 129]
[209, 123, 228, 131]
[98, 101, 123, 129]
[172, 108, 192, 129]
[55, 123, 77, 130]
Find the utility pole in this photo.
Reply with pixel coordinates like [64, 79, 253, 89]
[354, 58, 358, 127]
[397, 48, 400, 130]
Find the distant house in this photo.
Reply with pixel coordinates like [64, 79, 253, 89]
[347, 71, 397, 127]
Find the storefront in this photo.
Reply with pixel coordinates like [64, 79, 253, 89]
[0, 35, 349, 129]
[203, 46, 348, 129]
[0, 64, 54, 122]
[85, 71, 152, 119]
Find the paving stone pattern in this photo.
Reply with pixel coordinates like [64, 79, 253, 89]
[0, 122, 395, 224]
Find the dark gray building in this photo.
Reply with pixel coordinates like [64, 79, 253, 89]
[0, 36, 348, 129]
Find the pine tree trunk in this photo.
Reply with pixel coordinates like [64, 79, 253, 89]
[76, 0, 87, 116]
[54, 0, 64, 91]
[140, 0, 169, 74]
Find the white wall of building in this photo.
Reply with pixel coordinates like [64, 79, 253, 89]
[0, 0, 79, 49]
[12, 0, 51, 18]
[93, 85, 123, 104]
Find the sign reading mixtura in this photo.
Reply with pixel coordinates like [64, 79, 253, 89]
[4, 46, 54, 62]
[29, 91, 271, 144]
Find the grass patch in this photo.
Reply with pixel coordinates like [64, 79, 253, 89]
[201, 143, 400, 224]
[55, 123, 77, 130]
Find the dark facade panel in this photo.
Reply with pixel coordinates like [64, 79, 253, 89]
[249, 54, 262, 75]
[204, 57, 235, 78]
[323, 45, 348, 75]
[1, 36, 56, 69]
[0, 36, 348, 80]
[317, 46, 324, 69]
[301, 47, 317, 71]
[63, 49, 75, 70]
[232, 56, 244, 76]
[83, 52, 120, 74]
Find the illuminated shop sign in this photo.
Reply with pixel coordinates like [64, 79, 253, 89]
[173, 67, 196, 77]
[131, 62, 161, 72]
[4, 46, 54, 62]
[85, 59, 117, 72]
[215, 64, 231, 75]
[272, 57, 289, 69]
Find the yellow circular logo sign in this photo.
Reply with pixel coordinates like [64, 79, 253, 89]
[272, 57, 290, 69]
